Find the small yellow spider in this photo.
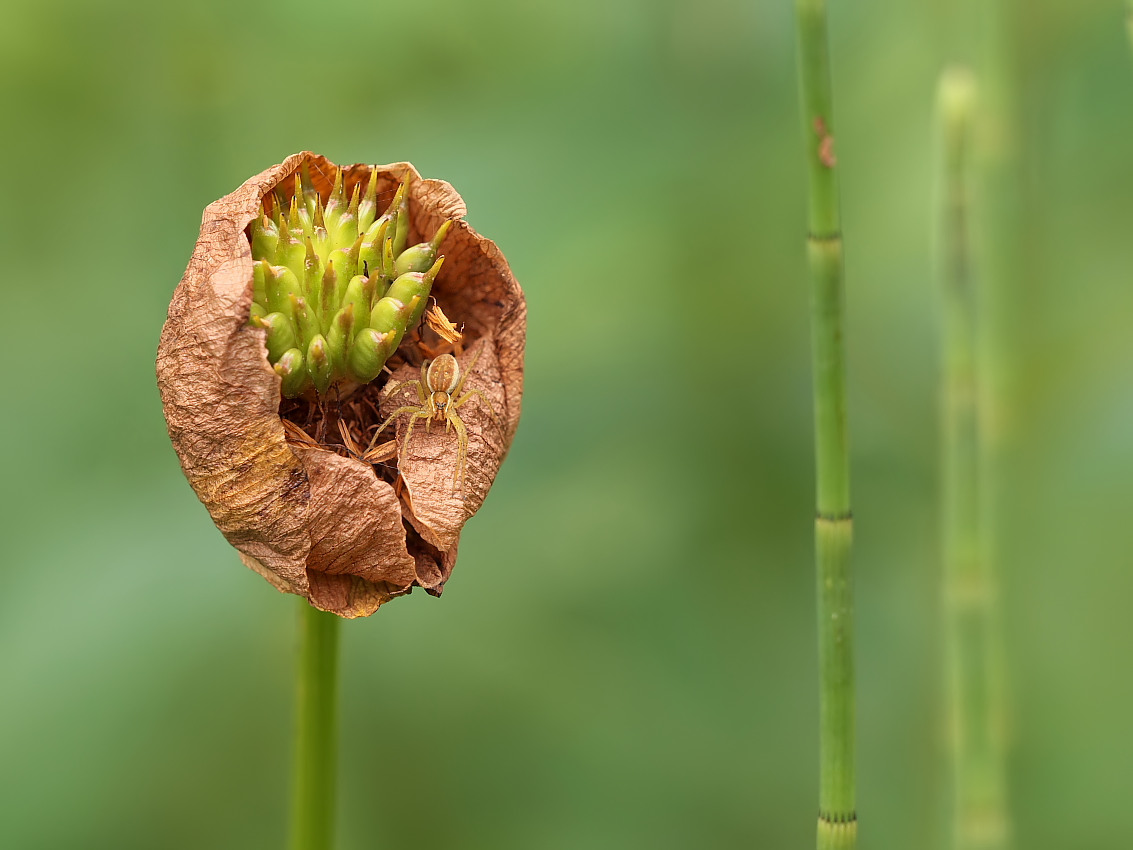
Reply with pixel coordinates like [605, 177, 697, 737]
[373, 348, 499, 490]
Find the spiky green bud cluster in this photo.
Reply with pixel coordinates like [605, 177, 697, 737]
[248, 166, 452, 397]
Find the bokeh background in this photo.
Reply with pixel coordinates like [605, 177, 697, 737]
[2, 1, 1130, 847]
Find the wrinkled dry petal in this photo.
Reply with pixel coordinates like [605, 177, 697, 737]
[383, 338, 507, 552]
[157, 152, 525, 617]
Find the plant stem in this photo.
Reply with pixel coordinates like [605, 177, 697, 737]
[967, 2, 1018, 845]
[937, 62, 1012, 850]
[290, 600, 341, 850]
[794, 2, 855, 848]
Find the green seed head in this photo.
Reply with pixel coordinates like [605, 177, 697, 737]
[247, 167, 454, 397]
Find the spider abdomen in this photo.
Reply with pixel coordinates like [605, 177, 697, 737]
[426, 354, 461, 394]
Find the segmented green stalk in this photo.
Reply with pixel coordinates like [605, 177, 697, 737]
[290, 601, 341, 850]
[794, 2, 855, 848]
[249, 164, 452, 397]
[937, 67, 1011, 850]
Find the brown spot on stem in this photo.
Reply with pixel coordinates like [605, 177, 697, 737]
[819, 135, 837, 168]
[812, 116, 837, 168]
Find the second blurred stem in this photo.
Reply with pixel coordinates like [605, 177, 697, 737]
[936, 68, 1010, 850]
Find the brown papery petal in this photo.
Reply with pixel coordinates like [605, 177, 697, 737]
[157, 152, 526, 617]
[382, 338, 506, 552]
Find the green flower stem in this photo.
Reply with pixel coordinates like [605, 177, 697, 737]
[794, 2, 855, 847]
[938, 67, 1011, 850]
[290, 601, 341, 850]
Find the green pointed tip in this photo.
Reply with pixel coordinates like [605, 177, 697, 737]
[324, 169, 348, 232]
[362, 216, 388, 247]
[382, 236, 396, 280]
[291, 294, 320, 345]
[326, 304, 354, 343]
[307, 335, 333, 394]
[344, 277, 371, 333]
[393, 221, 453, 277]
[348, 182, 360, 217]
[328, 248, 355, 305]
[299, 164, 319, 212]
[423, 254, 445, 284]
[389, 178, 407, 212]
[311, 224, 331, 267]
[347, 328, 395, 383]
[313, 197, 325, 228]
[326, 306, 352, 376]
[359, 218, 388, 278]
[393, 183, 411, 256]
[358, 171, 379, 230]
[304, 241, 322, 307]
[266, 263, 302, 316]
[430, 219, 453, 252]
[272, 191, 287, 223]
[274, 348, 307, 398]
[261, 212, 280, 241]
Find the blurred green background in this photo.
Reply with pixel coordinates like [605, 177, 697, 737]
[2, 1, 1131, 847]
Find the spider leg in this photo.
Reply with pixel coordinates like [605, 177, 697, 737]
[453, 388, 501, 428]
[381, 378, 425, 403]
[451, 345, 485, 397]
[375, 404, 426, 442]
[449, 411, 469, 492]
[402, 410, 432, 454]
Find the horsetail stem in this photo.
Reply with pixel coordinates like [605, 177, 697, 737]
[794, 2, 856, 848]
[249, 168, 453, 397]
[290, 601, 340, 850]
[937, 67, 1012, 850]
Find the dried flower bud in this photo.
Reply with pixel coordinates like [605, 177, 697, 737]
[157, 152, 526, 617]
